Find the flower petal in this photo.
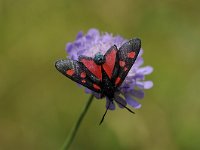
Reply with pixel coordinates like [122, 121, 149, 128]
[74, 41, 82, 48]
[71, 54, 78, 60]
[133, 74, 144, 80]
[130, 90, 144, 99]
[76, 31, 83, 39]
[143, 81, 153, 89]
[66, 42, 73, 53]
[114, 94, 127, 108]
[87, 28, 100, 37]
[102, 34, 112, 43]
[84, 88, 102, 99]
[125, 94, 141, 109]
[93, 92, 102, 99]
[106, 97, 115, 110]
[133, 57, 144, 68]
[138, 48, 143, 56]
[113, 36, 125, 45]
[136, 81, 153, 89]
[84, 88, 92, 94]
[136, 66, 153, 75]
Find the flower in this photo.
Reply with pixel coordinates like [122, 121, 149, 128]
[66, 28, 153, 110]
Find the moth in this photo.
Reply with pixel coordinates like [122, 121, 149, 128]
[55, 38, 141, 124]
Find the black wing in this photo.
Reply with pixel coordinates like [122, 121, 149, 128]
[114, 38, 141, 87]
[55, 59, 101, 93]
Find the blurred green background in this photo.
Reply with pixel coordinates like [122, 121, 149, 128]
[1, 0, 200, 149]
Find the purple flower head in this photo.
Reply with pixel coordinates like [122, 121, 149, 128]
[66, 28, 153, 110]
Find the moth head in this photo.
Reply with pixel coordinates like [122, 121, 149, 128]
[94, 52, 105, 65]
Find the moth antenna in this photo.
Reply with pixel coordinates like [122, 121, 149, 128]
[114, 99, 135, 114]
[99, 100, 111, 125]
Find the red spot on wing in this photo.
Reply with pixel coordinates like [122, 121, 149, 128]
[66, 69, 74, 76]
[127, 52, 136, 58]
[80, 72, 86, 78]
[93, 84, 101, 90]
[82, 79, 86, 83]
[103, 48, 117, 79]
[80, 59, 102, 81]
[119, 61, 125, 67]
[124, 67, 128, 71]
[115, 77, 121, 85]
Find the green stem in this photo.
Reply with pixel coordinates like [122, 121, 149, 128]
[61, 94, 94, 150]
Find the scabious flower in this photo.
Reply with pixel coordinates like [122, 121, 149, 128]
[66, 28, 153, 110]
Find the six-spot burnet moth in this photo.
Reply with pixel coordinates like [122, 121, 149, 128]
[55, 38, 141, 124]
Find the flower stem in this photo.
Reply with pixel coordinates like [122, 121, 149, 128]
[61, 94, 94, 150]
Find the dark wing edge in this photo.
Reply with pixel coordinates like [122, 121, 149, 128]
[115, 38, 141, 87]
[55, 59, 101, 93]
